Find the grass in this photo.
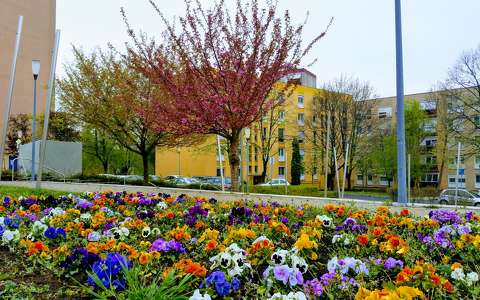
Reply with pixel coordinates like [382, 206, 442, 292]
[0, 186, 72, 199]
[249, 184, 391, 199]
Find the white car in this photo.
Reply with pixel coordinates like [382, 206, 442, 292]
[438, 189, 480, 206]
[259, 179, 290, 186]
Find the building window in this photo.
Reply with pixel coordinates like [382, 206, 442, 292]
[378, 107, 392, 118]
[447, 100, 464, 113]
[421, 173, 439, 183]
[216, 168, 225, 176]
[278, 166, 285, 177]
[278, 111, 285, 122]
[297, 113, 305, 126]
[476, 175, 480, 188]
[297, 95, 304, 108]
[300, 173, 305, 180]
[254, 166, 258, 174]
[278, 128, 285, 142]
[298, 131, 305, 143]
[475, 155, 480, 169]
[312, 115, 317, 125]
[299, 149, 305, 160]
[248, 166, 252, 173]
[424, 155, 437, 165]
[278, 148, 285, 162]
[420, 99, 436, 111]
[379, 176, 389, 186]
[423, 118, 437, 132]
[448, 154, 464, 167]
[451, 119, 465, 132]
[474, 116, 480, 127]
[367, 175, 373, 185]
[422, 137, 437, 147]
[262, 127, 267, 138]
[448, 175, 466, 188]
[356, 175, 363, 186]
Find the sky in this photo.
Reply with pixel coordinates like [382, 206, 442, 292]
[56, 0, 480, 97]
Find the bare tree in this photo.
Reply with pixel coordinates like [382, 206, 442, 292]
[256, 90, 286, 182]
[441, 45, 480, 152]
[308, 76, 376, 190]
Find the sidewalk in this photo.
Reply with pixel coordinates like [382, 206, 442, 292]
[1, 180, 479, 216]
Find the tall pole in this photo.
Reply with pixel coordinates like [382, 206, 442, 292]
[31, 77, 38, 181]
[216, 135, 225, 191]
[341, 143, 349, 198]
[285, 148, 288, 195]
[407, 154, 411, 204]
[0, 16, 23, 179]
[455, 142, 461, 207]
[333, 146, 341, 197]
[395, 0, 407, 204]
[37, 30, 61, 189]
[246, 139, 249, 193]
[324, 111, 331, 197]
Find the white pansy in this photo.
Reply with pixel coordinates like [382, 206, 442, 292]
[2, 229, 20, 244]
[32, 221, 48, 235]
[189, 289, 211, 300]
[271, 249, 289, 265]
[290, 253, 308, 273]
[157, 201, 168, 210]
[451, 268, 466, 280]
[80, 213, 92, 221]
[142, 226, 151, 238]
[466, 272, 479, 286]
[268, 291, 307, 300]
[49, 207, 65, 216]
[316, 215, 333, 227]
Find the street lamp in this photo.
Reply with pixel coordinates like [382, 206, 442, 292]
[244, 128, 251, 193]
[394, 0, 407, 204]
[31, 59, 40, 181]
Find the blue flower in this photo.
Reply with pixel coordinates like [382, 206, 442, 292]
[56, 228, 67, 239]
[215, 279, 232, 297]
[44, 227, 58, 239]
[232, 277, 241, 290]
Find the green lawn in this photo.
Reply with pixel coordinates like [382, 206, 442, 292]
[0, 186, 72, 199]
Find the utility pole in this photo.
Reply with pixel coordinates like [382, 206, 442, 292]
[395, 0, 407, 204]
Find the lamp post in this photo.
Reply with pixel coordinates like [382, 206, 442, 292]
[31, 60, 40, 181]
[395, 0, 407, 204]
[244, 128, 251, 193]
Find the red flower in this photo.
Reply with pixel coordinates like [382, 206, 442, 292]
[431, 274, 441, 286]
[357, 234, 369, 246]
[443, 280, 454, 293]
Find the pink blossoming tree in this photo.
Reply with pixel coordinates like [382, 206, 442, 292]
[124, 0, 330, 191]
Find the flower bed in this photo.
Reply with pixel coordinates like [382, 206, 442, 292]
[0, 192, 479, 299]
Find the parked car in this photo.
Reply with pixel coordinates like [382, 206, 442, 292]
[258, 179, 290, 186]
[164, 175, 182, 181]
[437, 189, 480, 206]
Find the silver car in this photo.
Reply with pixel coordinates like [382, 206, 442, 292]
[438, 189, 480, 206]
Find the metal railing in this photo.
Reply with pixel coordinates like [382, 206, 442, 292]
[17, 157, 66, 182]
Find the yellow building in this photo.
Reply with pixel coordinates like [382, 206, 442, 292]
[155, 69, 322, 185]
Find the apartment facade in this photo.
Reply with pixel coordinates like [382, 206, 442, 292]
[356, 90, 480, 191]
[155, 70, 322, 184]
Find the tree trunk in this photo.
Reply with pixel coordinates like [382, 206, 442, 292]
[346, 171, 352, 190]
[102, 161, 109, 173]
[261, 158, 268, 183]
[228, 135, 241, 192]
[142, 152, 149, 183]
